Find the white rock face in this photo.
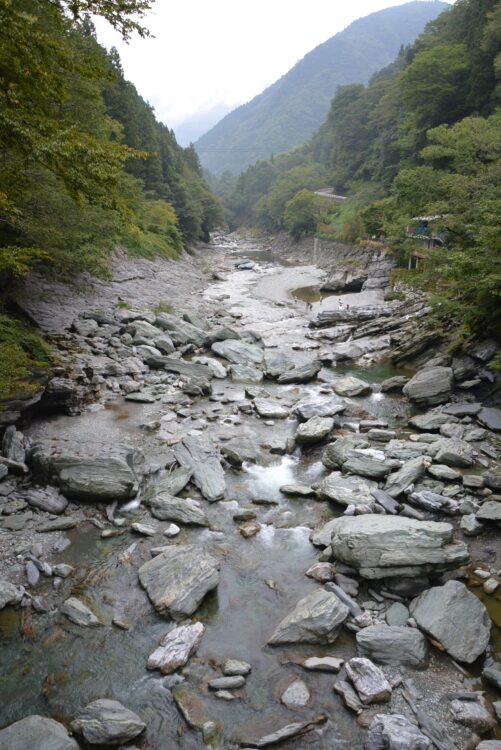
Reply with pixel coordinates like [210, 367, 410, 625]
[345, 657, 392, 704]
[147, 622, 205, 674]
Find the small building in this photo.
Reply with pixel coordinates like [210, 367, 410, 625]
[406, 215, 446, 269]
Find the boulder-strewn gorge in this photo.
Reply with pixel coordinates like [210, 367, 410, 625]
[0, 234, 499, 749]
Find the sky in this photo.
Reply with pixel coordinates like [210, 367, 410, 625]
[94, 0, 454, 132]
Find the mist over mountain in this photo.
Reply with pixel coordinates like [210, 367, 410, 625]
[195, 1, 448, 175]
[174, 102, 236, 147]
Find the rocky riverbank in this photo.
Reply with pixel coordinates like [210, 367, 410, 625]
[0, 233, 500, 749]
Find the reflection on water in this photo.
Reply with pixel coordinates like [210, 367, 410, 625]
[292, 285, 336, 304]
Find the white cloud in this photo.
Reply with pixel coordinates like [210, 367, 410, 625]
[94, 0, 455, 127]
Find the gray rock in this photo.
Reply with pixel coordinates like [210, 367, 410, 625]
[294, 397, 345, 421]
[230, 365, 264, 383]
[26, 561, 40, 587]
[280, 484, 314, 496]
[317, 472, 377, 507]
[208, 675, 245, 690]
[483, 662, 501, 690]
[310, 518, 339, 548]
[155, 312, 207, 346]
[0, 579, 23, 609]
[381, 376, 409, 392]
[25, 487, 68, 514]
[53, 564, 73, 578]
[428, 464, 461, 481]
[385, 602, 409, 626]
[366, 714, 432, 750]
[449, 699, 495, 734]
[280, 678, 310, 708]
[477, 407, 501, 432]
[37, 517, 76, 532]
[432, 438, 475, 467]
[476, 501, 501, 525]
[146, 355, 212, 379]
[149, 493, 207, 526]
[385, 457, 426, 498]
[331, 375, 371, 397]
[0, 715, 79, 750]
[254, 398, 289, 419]
[331, 515, 469, 579]
[232, 717, 324, 747]
[277, 360, 322, 384]
[154, 333, 175, 354]
[223, 659, 251, 676]
[263, 350, 294, 378]
[296, 416, 334, 444]
[305, 562, 336, 582]
[343, 450, 393, 480]
[268, 589, 349, 645]
[409, 580, 490, 663]
[148, 467, 193, 498]
[303, 656, 344, 672]
[174, 434, 225, 502]
[211, 339, 263, 366]
[477, 743, 501, 750]
[322, 435, 369, 469]
[403, 367, 454, 406]
[334, 679, 364, 713]
[345, 657, 392, 704]
[409, 412, 454, 431]
[61, 596, 101, 627]
[221, 438, 258, 466]
[138, 544, 220, 618]
[356, 624, 428, 667]
[147, 622, 204, 674]
[2, 426, 28, 465]
[192, 356, 227, 378]
[125, 319, 164, 341]
[461, 513, 484, 536]
[71, 699, 145, 745]
[408, 490, 459, 515]
[443, 402, 482, 417]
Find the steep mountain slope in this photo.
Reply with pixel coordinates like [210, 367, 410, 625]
[195, 1, 448, 175]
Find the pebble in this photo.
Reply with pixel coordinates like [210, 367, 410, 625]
[208, 675, 245, 690]
[483, 578, 499, 594]
[239, 521, 261, 538]
[303, 656, 344, 673]
[215, 690, 235, 700]
[280, 678, 310, 708]
[223, 659, 251, 676]
[164, 523, 180, 537]
[131, 522, 157, 536]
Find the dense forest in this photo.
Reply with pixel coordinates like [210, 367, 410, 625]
[0, 0, 222, 395]
[218, 0, 500, 338]
[196, 1, 447, 175]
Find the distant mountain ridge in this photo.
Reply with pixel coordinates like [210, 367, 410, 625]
[195, 1, 448, 175]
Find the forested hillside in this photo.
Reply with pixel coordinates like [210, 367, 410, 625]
[195, 1, 447, 175]
[0, 0, 222, 396]
[221, 0, 501, 338]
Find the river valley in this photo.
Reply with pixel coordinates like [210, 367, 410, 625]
[0, 234, 500, 750]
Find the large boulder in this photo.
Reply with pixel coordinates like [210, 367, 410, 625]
[30, 445, 141, 503]
[155, 312, 207, 346]
[366, 714, 432, 750]
[268, 589, 349, 645]
[316, 472, 377, 508]
[409, 580, 490, 663]
[263, 350, 294, 378]
[331, 375, 371, 397]
[211, 339, 263, 366]
[71, 699, 145, 745]
[356, 624, 428, 668]
[174, 434, 225, 502]
[295, 416, 334, 445]
[403, 367, 453, 406]
[331, 515, 469, 579]
[138, 545, 220, 618]
[0, 715, 79, 750]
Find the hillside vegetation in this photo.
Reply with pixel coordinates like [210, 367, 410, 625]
[0, 0, 222, 398]
[219, 0, 501, 339]
[196, 1, 447, 175]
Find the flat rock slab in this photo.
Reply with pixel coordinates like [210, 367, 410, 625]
[331, 515, 469, 579]
[71, 699, 145, 745]
[296, 416, 334, 444]
[171, 685, 213, 731]
[432, 438, 475, 467]
[232, 716, 325, 747]
[294, 397, 346, 421]
[211, 339, 263, 366]
[139, 544, 220, 618]
[303, 656, 344, 672]
[254, 399, 289, 419]
[174, 434, 225, 502]
[268, 589, 349, 645]
[476, 501, 501, 523]
[147, 622, 204, 674]
[146, 355, 212, 379]
[60, 597, 101, 627]
[356, 624, 428, 667]
[342, 451, 392, 480]
[385, 456, 426, 498]
[277, 361, 321, 384]
[154, 312, 207, 346]
[0, 715, 79, 750]
[409, 580, 490, 663]
[331, 376, 371, 397]
[345, 657, 392, 704]
[317, 472, 377, 507]
[477, 407, 501, 432]
[403, 366, 454, 406]
[366, 714, 432, 750]
[149, 493, 208, 526]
